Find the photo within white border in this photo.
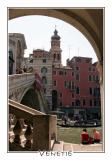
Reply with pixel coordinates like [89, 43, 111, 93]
[0, 0, 112, 160]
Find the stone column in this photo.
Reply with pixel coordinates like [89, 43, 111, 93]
[97, 62, 103, 121]
[33, 115, 50, 151]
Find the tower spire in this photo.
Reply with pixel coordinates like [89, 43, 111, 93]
[50, 27, 62, 67]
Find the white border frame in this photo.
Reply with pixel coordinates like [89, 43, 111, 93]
[0, 0, 112, 160]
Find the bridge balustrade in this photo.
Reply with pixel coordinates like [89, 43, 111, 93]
[9, 73, 35, 89]
[9, 99, 57, 151]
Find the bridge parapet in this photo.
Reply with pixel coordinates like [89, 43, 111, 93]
[9, 73, 35, 90]
[9, 73, 35, 102]
[9, 99, 57, 151]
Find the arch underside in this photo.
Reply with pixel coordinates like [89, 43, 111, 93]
[20, 86, 49, 113]
[21, 88, 41, 111]
[9, 8, 103, 63]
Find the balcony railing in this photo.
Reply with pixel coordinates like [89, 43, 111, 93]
[9, 99, 57, 151]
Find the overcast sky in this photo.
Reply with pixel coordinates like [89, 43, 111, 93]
[8, 15, 98, 66]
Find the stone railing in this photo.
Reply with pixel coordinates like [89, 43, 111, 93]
[9, 73, 35, 91]
[9, 99, 57, 151]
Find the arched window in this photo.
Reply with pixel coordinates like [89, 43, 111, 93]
[17, 40, 22, 58]
[42, 76, 47, 84]
[57, 54, 60, 60]
[16, 40, 22, 68]
[54, 54, 56, 60]
[9, 49, 14, 75]
[75, 100, 80, 106]
[96, 75, 99, 81]
[76, 74, 79, 81]
[76, 86, 80, 94]
[41, 67, 47, 74]
[89, 75, 92, 81]
[52, 90, 58, 110]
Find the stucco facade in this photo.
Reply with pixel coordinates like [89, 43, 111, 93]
[9, 33, 27, 74]
[53, 57, 100, 120]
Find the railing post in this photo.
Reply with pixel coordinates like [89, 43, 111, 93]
[49, 115, 57, 141]
[24, 124, 32, 149]
[9, 100, 57, 151]
[33, 115, 50, 151]
[13, 119, 22, 145]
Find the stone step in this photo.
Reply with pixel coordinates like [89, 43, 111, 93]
[52, 141, 64, 151]
[72, 143, 103, 152]
[63, 143, 73, 151]
[52, 141, 102, 152]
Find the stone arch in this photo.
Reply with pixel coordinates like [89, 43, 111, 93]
[19, 86, 33, 103]
[19, 86, 45, 112]
[20, 88, 40, 111]
[9, 9, 103, 63]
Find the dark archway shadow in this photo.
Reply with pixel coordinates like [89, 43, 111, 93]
[21, 89, 40, 111]
[52, 90, 58, 111]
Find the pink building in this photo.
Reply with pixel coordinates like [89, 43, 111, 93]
[52, 57, 101, 120]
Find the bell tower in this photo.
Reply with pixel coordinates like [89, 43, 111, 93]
[50, 28, 62, 67]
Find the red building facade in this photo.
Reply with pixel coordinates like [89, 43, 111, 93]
[52, 66, 74, 108]
[53, 57, 101, 120]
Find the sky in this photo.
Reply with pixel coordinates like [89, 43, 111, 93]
[8, 15, 98, 66]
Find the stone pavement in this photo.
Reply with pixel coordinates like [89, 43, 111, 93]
[53, 141, 103, 152]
